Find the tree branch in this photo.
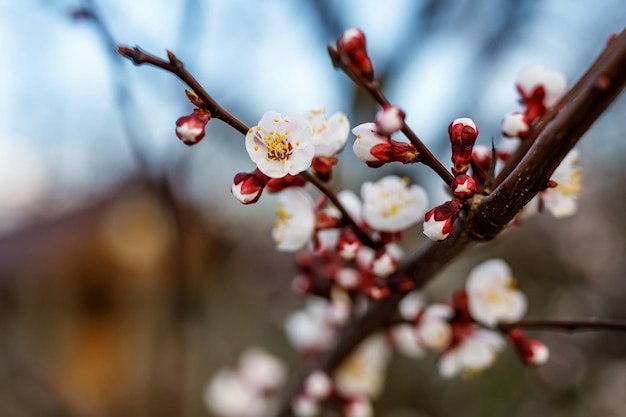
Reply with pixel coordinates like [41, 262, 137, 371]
[271, 28, 626, 417]
[499, 318, 626, 333]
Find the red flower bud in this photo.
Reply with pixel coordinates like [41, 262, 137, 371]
[423, 200, 461, 241]
[337, 28, 374, 81]
[508, 329, 549, 366]
[231, 168, 270, 204]
[451, 174, 477, 200]
[449, 118, 478, 176]
[175, 109, 210, 145]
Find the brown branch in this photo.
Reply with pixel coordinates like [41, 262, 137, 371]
[271, 29, 626, 417]
[300, 171, 381, 249]
[328, 46, 455, 185]
[494, 30, 624, 187]
[499, 318, 626, 333]
[117, 46, 250, 135]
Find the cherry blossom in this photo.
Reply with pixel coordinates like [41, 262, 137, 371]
[238, 347, 288, 392]
[361, 175, 428, 232]
[303, 370, 333, 400]
[272, 188, 316, 251]
[465, 259, 527, 327]
[415, 303, 454, 351]
[306, 109, 350, 157]
[245, 110, 315, 178]
[541, 149, 582, 218]
[285, 298, 338, 353]
[516, 65, 567, 121]
[439, 327, 506, 378]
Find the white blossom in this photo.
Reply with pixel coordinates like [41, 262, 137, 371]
[390, 324, 426, 358]
[245, 110, 315, 178]
[416, 303, 454, 351]
[466, 259, 527, 327]
[398, 291, 425, 321]
[306, 109, 350, 157]
[238, 347, 287, 392]
[439, 328, 506, 378]
[272, 188, 315, 251]
[204, 368, 268, 417]
[517, 64, 567, 108]
[285, 298, 337, 352]
[334, 334, 391, 398]
[541, 149, 582, 218]
[361, 175, 428, 232]
[303, 371, 333, 400]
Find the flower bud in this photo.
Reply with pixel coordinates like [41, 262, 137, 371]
[303, 371, 333, 400]
[501, 111, 529, 138]
[449, 118, 478, 176]
[423, 200, 461, 241]
[353, 123, 418, 167]
[231, 168, 270, 204]
[508, 329, 550, 366]
[265, 174, 307, 193]
[175, 109, 210, 145]
[451, 174, 477, 200]
[337, 28, 374, 81]
[375, 104, 405, 135]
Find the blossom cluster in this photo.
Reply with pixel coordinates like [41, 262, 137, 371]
[205, 259, 549, 417]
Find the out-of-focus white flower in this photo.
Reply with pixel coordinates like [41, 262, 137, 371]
[390, 324, 426, 358]
[272, 188, 315, 251]
[344, 396, 374, 417]
[245, 110, 315, 178]
[501, 111, 529, 138]
[516, 65, 567, 110]
[292, 394, 319, 417]
[416, 303, 454, 351]
[398, 291, 425, 321]
[285, 298, 337, 353]
[238, 347, 287, 392]
[371, 250, 397, 278]
[375, 104, 405, 135]
[541, 149, 582, 218]
[204, 347, 286, 417]
[439, 328, 506, 378]
[466, 259, 527, 327]
[361, 175, 428, 232]
[306, 109, 350, 157]
[303, 370, 333, 400]
[204, 368, 269, 417]
[334, 334, 391, 398]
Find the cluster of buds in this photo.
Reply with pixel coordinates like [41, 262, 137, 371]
[502, 65, 567, 138]
[423, 118, 478, 241]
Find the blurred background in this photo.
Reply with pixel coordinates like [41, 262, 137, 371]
[0, 0, 625, 416]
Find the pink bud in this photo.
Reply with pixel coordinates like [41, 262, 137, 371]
[375, 104, 405, 135]
[449, 118, 478, 176]
[451, 175, 476, 200]
[423, 200, 461, 241]
[175, 109, 210, 145]
[231, 168, 270, 204]
[337, 28, 374, 81]
[508, 329, 549, 366]
[501, 112, 529, 138]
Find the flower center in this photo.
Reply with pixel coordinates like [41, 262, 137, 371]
[273, 203, 291, 244]
[261, 131, 293, 164]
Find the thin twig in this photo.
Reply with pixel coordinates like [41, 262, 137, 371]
[328, 46, 455, 185]
[499, 318, 626, 333]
